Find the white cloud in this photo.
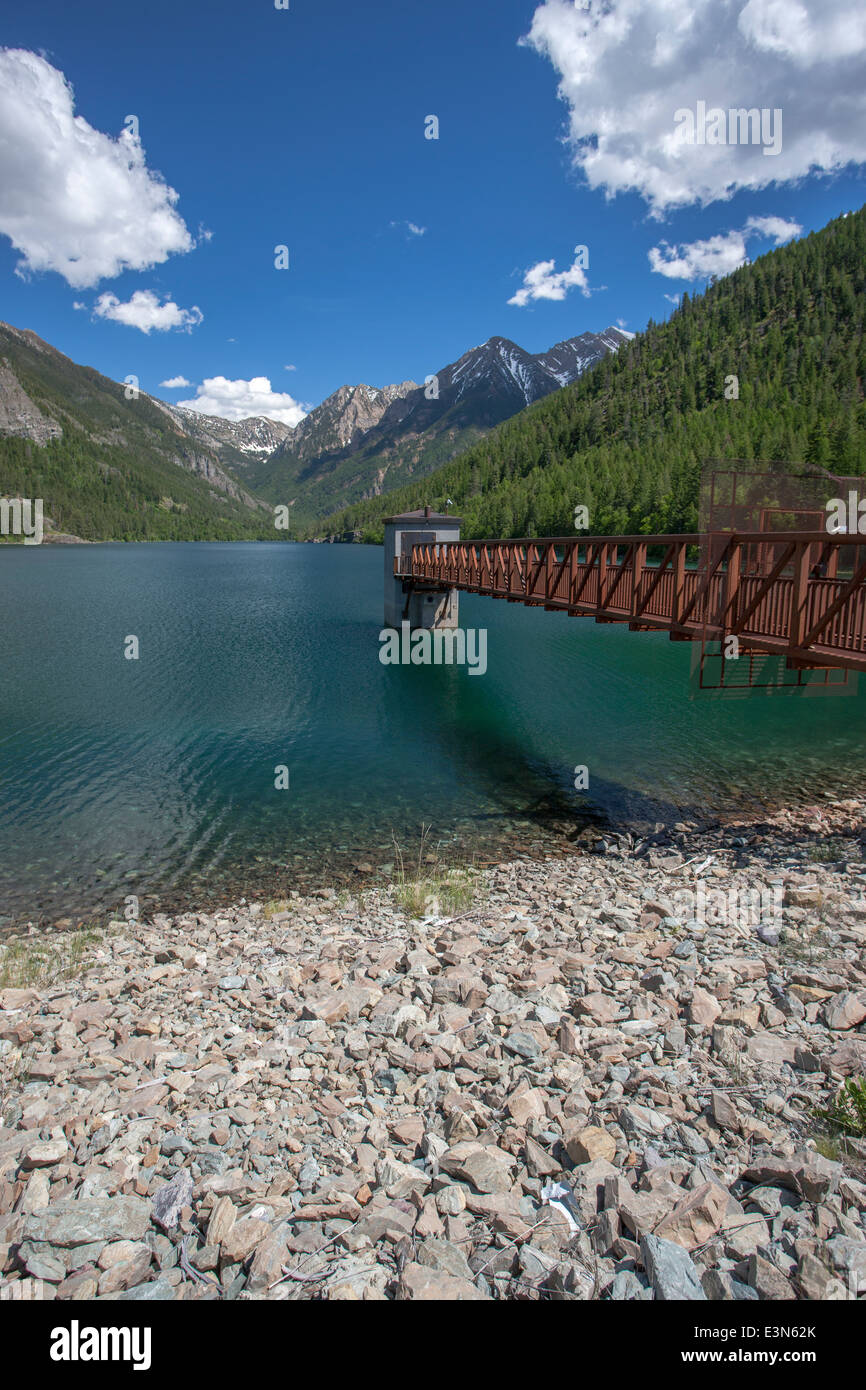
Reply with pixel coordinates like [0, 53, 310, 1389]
[738, 0, 866, 65]
[284, 363, 296, 371]
[177, 376, 307, 426]
[649, 214, 801, 280]
[93, 290, 203, 334]
[650, 231, 750, 280]
[0, 48, 195, 287]
[743, 214, 803, 242]
[664, 292, 682, 305]
[522, 0, 866, 213]
[390, 219, 426, 237]
[160, 375, 192, 388]
[508, 252, 592, 306]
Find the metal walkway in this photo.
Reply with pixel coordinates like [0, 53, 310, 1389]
[396, 532, 866, 673]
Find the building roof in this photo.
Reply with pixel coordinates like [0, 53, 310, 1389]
[383, 506, 462, 525]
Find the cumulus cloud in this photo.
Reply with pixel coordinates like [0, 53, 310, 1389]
[159, 375, 192, 388]
[93, 290, 203, 334]
[177, 377, 307, 426]
[650, 231, 751, 280]
[738, 0, 866, 64]
[0, 48, 195, 287]
[508, 251, 592, 306]
[522, 0, 866, 213]
[649, 214, 801, 280]
[743, 214, 803, 242]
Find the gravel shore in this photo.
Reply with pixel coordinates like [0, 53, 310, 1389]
[2, 796, 865, 1302]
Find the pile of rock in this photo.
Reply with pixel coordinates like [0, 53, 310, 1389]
[1, 805, 865, 1300]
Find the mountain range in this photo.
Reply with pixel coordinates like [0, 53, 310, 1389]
[187, 327, 631, 520]
[0, 323, 629, 538]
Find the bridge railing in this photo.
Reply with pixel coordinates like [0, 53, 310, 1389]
[395, 531, 866, 668]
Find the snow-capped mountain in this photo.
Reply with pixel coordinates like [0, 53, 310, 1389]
[253, 326, 630, 519]
[448, 337, 554, 405]
[536, 328, 634, 388]
[148, 399, 293, 460]
[445, 328, 631, 406]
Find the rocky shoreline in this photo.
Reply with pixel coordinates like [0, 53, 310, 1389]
[1, 797, 865, 1302]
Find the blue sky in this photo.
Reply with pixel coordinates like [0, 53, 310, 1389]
[1, 0, 864, 423]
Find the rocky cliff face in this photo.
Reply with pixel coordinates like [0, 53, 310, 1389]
[166, 445, 265, 508]
[271, 380, 419, 466]
[0, 358, 63, 445]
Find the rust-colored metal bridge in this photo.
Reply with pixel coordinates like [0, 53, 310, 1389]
[395, 531, 866, 674]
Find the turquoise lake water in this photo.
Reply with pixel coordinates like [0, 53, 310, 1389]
[1, 541, 864, 926]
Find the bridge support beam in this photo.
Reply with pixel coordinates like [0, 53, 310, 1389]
[383, 507, 462, 630]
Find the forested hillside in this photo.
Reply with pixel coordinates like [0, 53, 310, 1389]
[315, 207, 866, 542]
[0, 322, 275, 542]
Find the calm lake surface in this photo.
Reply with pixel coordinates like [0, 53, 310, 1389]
[1, 541, 865, 927]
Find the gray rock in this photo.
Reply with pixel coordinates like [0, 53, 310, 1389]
[702, 1267, 759, 1301]
[824, 990, 866, 1031]
[160, 1134, 193, 1157]
[23, 1198, 151, 1248]
[416, 1237, 474, 1282]
[747, 1252, 797, 1300]
[152, 1169, 193, 1232]
[298, 1157, 321, 1190]
[608, 1269, 650, 1300]
[103, 1277, 179, 1301]
[641, 1234, 707, 1300]
[502, 1030, 542, 1060]
[518, 1244, 562, 1284]
[743, 1153, 840, 1203]
[17, 1241, 66, 1282]
[825, 1235, 866, 1284]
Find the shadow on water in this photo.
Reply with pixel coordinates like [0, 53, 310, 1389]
[372, 642, 741, 849]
